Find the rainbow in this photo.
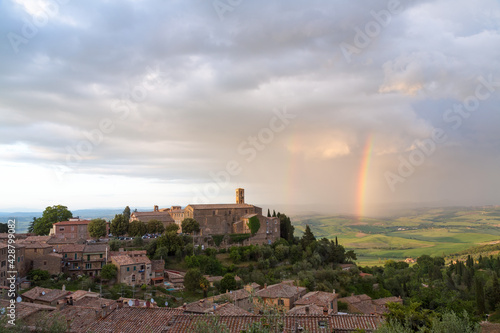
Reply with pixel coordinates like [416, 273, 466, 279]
[356, 135, 374, 220]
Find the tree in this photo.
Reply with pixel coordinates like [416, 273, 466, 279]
[110, 214, 128, 236]
[279, 213, 294, 243]
[220, 273, 237, 292]
[184, 268, 203, 292]
[88, 218, 107, 239]
[165, 223, 180, 234]
[475, 276, 486, 315]
[128, 220, 147, 237]
[182, 218, 200, 234]
[101, 264, 118, 280]
[301, 225, 316, 249]
[272, 210, 276, 217]
[247, 216, 260, 235]
[32, 205, 73, 235]
[267, 209, 271, 217]
[123, 206, 131, 222]
[109, 239, 120, 251]
[147, 219, 165, 234]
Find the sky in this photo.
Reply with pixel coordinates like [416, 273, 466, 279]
[1, 0, 500, 215]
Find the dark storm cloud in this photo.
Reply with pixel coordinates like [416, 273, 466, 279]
[1, 0, 499, 209]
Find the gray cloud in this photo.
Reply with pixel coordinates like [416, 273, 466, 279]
[1, 0, 499, 211]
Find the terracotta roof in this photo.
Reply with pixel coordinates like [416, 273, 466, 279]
[22, 287, 71, 303]
[47, 237, 86, 245]
[215, 288, 251, 302]
[48, 306, 98, 333]
[131, 211, 175, 223]
[165, 314, 381, 332]
[295, 291, 338, 307]
[24, 235, 51, 243]
[213, 303, 253, 316]
[72, 296, 117, 309]
[187, 204, 257, 210]
[242, 213, 258, 219]
[112, 255, 151, 266]
[68, 290, 96, 301]
[165, 314, 261, 332]
[54, 220, 92, 226]
[339, 294, 372, 304]
[350, 301, 377, 315]
[83, 243, 109, 253]
[0, 299, 55, 320]
[287, 304, 328, 315]
[88, 307, 183, 333]
[57, 244, 86, 253]
[19, 241, 52, 249]
[256, 283, 306, 299]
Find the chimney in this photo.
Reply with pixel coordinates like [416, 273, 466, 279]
[101, 304, 108, 319]
[332, 289, 335, 295]
[264, 283, 267, 289]
[117, 299, 123, 309]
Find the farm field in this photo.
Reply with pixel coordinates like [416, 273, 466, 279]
[292, 206, 500, 266]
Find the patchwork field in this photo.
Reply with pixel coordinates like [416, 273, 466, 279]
[292, 206, 500, 266]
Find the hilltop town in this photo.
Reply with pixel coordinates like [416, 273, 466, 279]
[0, 189, 499, 332]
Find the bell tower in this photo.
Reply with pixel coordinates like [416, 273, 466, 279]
[236, 188, 245, 204]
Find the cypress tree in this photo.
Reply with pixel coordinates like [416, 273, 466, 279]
[267, 209, 271, 217]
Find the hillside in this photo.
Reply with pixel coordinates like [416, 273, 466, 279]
[292, 206, 500, 266]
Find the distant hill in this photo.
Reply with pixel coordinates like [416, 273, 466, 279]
[292, 205, 500, 266]
[0, 208, 129, 233]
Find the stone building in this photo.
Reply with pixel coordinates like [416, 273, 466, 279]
[111, 250, 151, 286]
[33, 253, 62, 276]
[130, 207, 177, 231]
[50, 218, 91, 240]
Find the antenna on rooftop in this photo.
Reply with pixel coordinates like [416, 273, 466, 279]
[165, 301, 168, 307]
[128, 300, 134, 307]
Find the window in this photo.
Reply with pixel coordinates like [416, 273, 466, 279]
[34, 248, 37, 253]
[141, 265, 144, 270]
[86, 263, 91, 269]
[43, 261, 47, 266]
[100, 254, 103, 258]
[87, 255, 91, 261]
[59, 227, 64, 231]
[213, 211, 216, 216]
[318, 321, 327, 329]
[131, 275, 136, 282]
[71, 226, 74, 231]
[278, 299, 284, 306]
[134, 266, 136, 271]
[73, 263, 78, 269]
[74, 253, 78, 260]
[64, 254, 67, 258]
[330, 301, 334, 309]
